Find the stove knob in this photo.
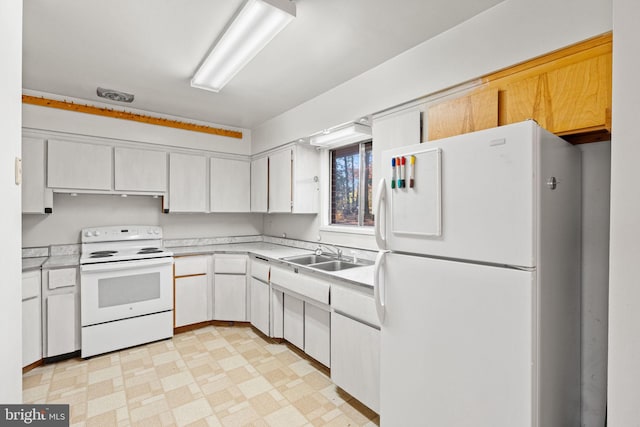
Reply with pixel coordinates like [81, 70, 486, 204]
[84, 231, 93, 237]
[153, 230, 159, 235]
[148, 229, 153, 234]
[94, 231, 101, 237]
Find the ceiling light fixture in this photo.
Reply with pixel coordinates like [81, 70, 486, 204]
[191, 0, 296, 93]
[309, 123, 372, 148]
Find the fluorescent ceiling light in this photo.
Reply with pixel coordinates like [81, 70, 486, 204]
[191, 0, 296, 93]
[310, 123, 372, 148]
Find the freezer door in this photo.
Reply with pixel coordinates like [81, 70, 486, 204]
[379, 253, 535, 427]
[378, 121, 563, 267]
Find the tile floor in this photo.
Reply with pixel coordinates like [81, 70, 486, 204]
[23, 325, 380, 426]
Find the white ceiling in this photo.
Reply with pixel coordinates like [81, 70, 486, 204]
[22, 0, 503, 130]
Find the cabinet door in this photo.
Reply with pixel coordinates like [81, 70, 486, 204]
[271, 289, 284, 338]
[210, 157, 250, 212]
[283, 293, 304, 349]
[175, 275, 209, 327]
[22, 297, 41, 367]
[268, 149, 292, 213]
[304, 303, 330, 367]
[291, 146, 320, 213]
[250, 157, 268, 213]
[114, 147, 167, 192]
[331, 312, 380, 413]
[371, 110, 421, 205]
[46, 293, 77, 357]
[427, 88, 499, 140]
[47, 139, 112, 190]
[169, 153, 207, 212]
[250, 278, 270, 336]
[214, 274, 246, 321]
[502, 52, 612, 135]
[22, 137, 51, 214]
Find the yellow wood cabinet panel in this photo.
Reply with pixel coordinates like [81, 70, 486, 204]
[501, 51, 611, 135]
[427, 88, 499, 141]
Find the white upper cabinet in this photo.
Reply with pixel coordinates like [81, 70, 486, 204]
[114, 147, 167, 193]
[22, 136, 52, 214]
[169, 153, 208, 213]
[250, 156, 268, 213]
[371, 109, 421, 202]
[210, 157, 250, 212]
[268, 145, 319, 214]
[268, 148, 292, 213]
[47, 139, 113, 191]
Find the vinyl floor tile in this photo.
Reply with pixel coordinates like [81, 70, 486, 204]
[23, 325, 379, 426]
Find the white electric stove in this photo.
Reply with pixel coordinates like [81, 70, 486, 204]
[79, 225, 174, 358]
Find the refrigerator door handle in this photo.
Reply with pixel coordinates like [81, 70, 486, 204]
[374, 250, 388, 323]
[374, 178, 387, 249]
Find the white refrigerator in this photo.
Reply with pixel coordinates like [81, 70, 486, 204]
[373, 120, 581, 426]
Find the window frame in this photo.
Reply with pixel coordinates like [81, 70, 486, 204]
[323, 139, 374, 231]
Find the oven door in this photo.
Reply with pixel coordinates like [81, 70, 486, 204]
[80, 257, 173, 326]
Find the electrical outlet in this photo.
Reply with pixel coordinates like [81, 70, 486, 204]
[15, 157, 22, 185]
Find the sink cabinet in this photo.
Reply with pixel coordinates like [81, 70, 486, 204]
[271, 264, 331, 367]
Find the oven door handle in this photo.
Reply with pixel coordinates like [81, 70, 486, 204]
[80, 257, 174, 273]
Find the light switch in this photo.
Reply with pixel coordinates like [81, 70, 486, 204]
[15, 157, 22, 185]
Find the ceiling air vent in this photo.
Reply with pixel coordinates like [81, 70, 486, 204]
[96, 87, 135, 103]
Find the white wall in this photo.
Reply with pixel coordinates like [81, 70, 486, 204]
[252, 0, 612, 154]
[608, 1, 640, 426]
[23, 194, 263, 247]
[23, 100, 251, 156]
[0, 0, 24, 403]
[580, 142, 611, 427]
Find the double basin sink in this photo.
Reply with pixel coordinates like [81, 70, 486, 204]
[282, 254, 372, 272]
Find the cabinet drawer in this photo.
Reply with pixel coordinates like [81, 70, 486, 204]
[271, 266, 330, 305]
[22, 271, 41, 300]
[214, 254, 247, 274]
[332, 285, 379, 327]
[174, 255, 208, 277]
[250, 259, 270, 282]
[48, 268, 77, 290]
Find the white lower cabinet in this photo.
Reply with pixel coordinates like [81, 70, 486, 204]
[46, 294, 77, 357]
[304, 303, 331, 367]
[175, 275, 208, 327]
[42, 267, 80, 358]
[213, 255, 247, 321]
[174, 255, 210, 328]
[283, 293, 304, 349]
[22, 271, 42, 367]
[214, 275, 247, 321]
[250, 277, 270, 336]
[271, 289, 284, 339]
[331, 312, 380, 413]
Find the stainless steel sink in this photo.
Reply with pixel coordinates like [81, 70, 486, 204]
[309, 260, 360, 272]
[282, 254, 334, 266]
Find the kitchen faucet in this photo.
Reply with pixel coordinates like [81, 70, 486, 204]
[315, 244, 342, 260]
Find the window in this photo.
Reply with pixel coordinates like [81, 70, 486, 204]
[330, 141, 373, 226]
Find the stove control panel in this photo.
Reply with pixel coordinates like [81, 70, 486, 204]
[81, 225, 163, 243]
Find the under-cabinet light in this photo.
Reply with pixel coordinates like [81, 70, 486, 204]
[309, 123, 372, 148]
[191, 0, 296, 92]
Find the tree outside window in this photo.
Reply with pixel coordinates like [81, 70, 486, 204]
[330, 141, 373, 227]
